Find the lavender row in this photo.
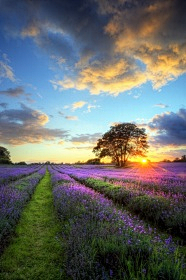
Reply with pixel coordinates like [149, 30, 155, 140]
[0, 165, 44, 185]
[50, 168, 185, 279]
[48, 165, 73, 184]
[74, 177, 186, 240]
[0, 167, 46, 255]
[105, 179, 186, 202]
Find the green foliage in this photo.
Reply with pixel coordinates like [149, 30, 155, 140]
[16, 161, 27, 165]
[0, 146, 12, 164]
[86, 158, 101, 164]
[85, 177, 132, 205]
[129, 195, 170, 223]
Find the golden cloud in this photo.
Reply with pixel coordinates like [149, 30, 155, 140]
[55, 58, 147, 95]
[72, 101, 87, 110]
[21, 23, 40, 37]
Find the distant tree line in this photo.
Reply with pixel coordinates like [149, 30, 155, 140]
[173, 155, 186, 162]
[1, 142, 185, 166]
[162, 155, 186, 162]
[86, 158, 101, 165]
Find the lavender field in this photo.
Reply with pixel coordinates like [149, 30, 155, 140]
[0, 162, 186, 279]
[51, 162, 186, 240]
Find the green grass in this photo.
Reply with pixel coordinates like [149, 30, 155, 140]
[0, 170, 64, 280]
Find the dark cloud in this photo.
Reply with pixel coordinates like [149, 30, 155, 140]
[40, 0, 112, 55]
[1, 0, 186, 94]
[148, 108, 186, 146]
[0, 0, 111, 62]
[58, 111, 64, 116]
[0, 86, 35, 103]
[58, 111, 78, 121]
[65, 116, 78, 121]
[0, 86, 25, 97]
[0, 102, 8, 109]
[35, 30, 77, 64]
[0, 104, 69, 145]
[98, 0, 186, 43]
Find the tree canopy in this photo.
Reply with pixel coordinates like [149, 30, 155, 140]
[0, 146, 12, 164]
[93, 123, 149, 167]
[86, 158, 101, 165]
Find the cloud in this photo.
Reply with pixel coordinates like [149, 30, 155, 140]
[21, 22, 40, 37]
[0, 86, 25, 97]
[51, 55, 66, 67]
[70, 133, 102, 145]
[72, 101, 87, 110]
[0, 86, 34, 103]
[154, 103, 169, 108]
[148, 108, 186, 146]
[86, 104, 100, 113]
[1, 0, 186, 95]
[35, 28, 77, 63]
[53, 57, 147, 95]
[58, 111, 64, 116]
[65, 116, 78, 121]
[60, 101, 98, 115]
[0, 52, 15, 82]
[59, 100, 99, 117]
[0, 102, 8, 109]
[106, 0, 186, 89]
[58, 111, 78, 121]
[0, 60, 15, 82]
[0, 104, 69, 145]
[65, 146, 94, 151]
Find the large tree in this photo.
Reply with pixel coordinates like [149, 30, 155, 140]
[93, 123, 149, 167]
[0, 146, 12, 164]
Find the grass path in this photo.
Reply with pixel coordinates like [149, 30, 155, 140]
[0, 170, 64, 280]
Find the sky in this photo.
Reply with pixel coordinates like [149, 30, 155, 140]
[0, 0, 186, 164]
